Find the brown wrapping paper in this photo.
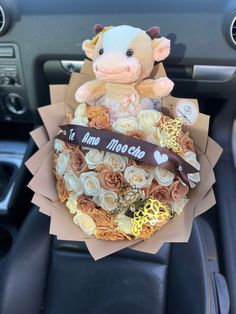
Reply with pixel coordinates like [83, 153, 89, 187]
[26, 60, 222, 260]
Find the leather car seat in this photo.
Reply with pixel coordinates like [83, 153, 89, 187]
[0, 207, 225, 314]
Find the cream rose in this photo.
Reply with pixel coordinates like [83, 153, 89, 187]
[54, 139, 64, 153]
[85, 149, 104, 169]
[112, 117, 138, 134]
[73, 210, 96, 235]
[103, 152, 128, 171]
[183, 151, 200, 188]
[56, 152, 70, 176]
[64, 170, 84, 196]
[66, 199, 77, 214]
[137, 110, 161, 131]
[96, 189, 119, 212]
[80, 171, 101, 196]
[124, 166, 150, 189]
[74, 103, 87, 117]
[147, 127, 162, 145]
[170, 197, 189, 215]
[70, 116, 88, 126]
[114, 213, 132, 234]
[155, 166, 175, 186]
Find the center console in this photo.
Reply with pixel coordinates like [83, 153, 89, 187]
[0, 43, 31, 123]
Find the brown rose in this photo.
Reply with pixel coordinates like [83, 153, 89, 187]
[96, 227, 131, 241]
[63, 143, 81, 153]
[135, 224, 155, 240]
[147, 181, 170, 203]
[170, 180, 189, 202]
[126, 129, 147, 140]
[77, 195, 97, 214]
[91, 208, 114, 227]
[62, 112, 73, 125]
[156, 114, 171, 127]
[99, 167, 124, 192]
[178, 131, 195, 152]
[69, 149, 87, 175]
[89, 112, 110, 130]
[86, 105, 108, 119]
[55, 174, 68, 203]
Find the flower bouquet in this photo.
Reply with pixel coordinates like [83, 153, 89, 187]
[26, 25, 222, 259]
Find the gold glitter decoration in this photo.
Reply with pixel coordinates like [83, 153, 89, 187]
[131, 198, 173, 236]
[159, 117, 184, 153]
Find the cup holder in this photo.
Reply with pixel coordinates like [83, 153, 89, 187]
[0, 226, 13, 258]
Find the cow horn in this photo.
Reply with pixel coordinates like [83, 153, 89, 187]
[93, 24, 105, 35]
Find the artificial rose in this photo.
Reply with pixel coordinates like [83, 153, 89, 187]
[56, 152, 70, 176]
[90, 208, 114, 227]
[178, 131, 195, 152]
[64, 170, 84, 196]
[70, 116, 88, 126]
[73, 210, 96, 236]
[96, 189, 119, 212]
[112, 117, 138, 134]
[124, 166, 150, 189]
[114, 213, 132, 234]
[74, 103, 87, 117]
[126, 129, 147, 140]
[63, 143, 81, 153]
[147, 181, 170, 203]
[63, 112, 73, 124]
[89, 112, 110, 130]
[96, 227, 131, 241]
[86, 105, 108, 119]
[80, 171, 101, 197]
[183, 151, 200, 188]
[77, 195, 97, 214]
[170, 197, 189, 215]
[156, 114, 171, 127]
[69, 149, 86, 175]
[137, 110, 161, 131]
[85, 149, 104, 170]
[154, 166, 175, 187]
[147, 127, 162, 145]
[103, 152, 128, 172]
[54, 139, 64, 153]
[135, 224, 155, 240]
[55, 174, 68, 203]
[99, 166, 124, 192]
[170, 180, 189, 202]
[66, 198, 77, 214]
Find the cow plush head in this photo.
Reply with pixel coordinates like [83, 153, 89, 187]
[82, 24, 171, 84]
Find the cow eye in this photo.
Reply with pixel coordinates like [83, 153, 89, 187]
[99, 48, 104, 55]
[126, 49, 134, 57]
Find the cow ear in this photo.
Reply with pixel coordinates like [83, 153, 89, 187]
[82, 39, 95, 60]
[152, 37, 170, 62]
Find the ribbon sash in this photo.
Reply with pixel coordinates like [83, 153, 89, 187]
[57, 124, 198, 186]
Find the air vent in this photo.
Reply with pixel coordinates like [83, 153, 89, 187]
[0, 1, 10, 36]
[230, 16, 236, 46]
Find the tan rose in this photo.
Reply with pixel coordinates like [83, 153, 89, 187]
[89, 112, 110, 130]
[126, 129, 147, 140]
[55, 174, 68, 203]
[147, 181, 170, 203]
[69, 149, 87, 175]
[63, 143, 81, 153]
[77, 195, 97, 214]
[170, 180, 189, 202]
[178, 131, 195, 152]
[99, 166, 124, 193]
[156, 114, 171, 127]
[62, 112, 73, 125]
[86, 105, 108, 119]
[95, 227, 131, 241]
[134, 224, 155, 240]
[90, 208, 114, 227]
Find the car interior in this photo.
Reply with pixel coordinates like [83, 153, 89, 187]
[0, 0, 235, 313]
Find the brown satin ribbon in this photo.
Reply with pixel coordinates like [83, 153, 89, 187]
[56, 124, 198, 186]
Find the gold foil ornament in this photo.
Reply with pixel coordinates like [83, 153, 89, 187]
[131, 198, 173, 236]
[159, 117, 184, 153]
